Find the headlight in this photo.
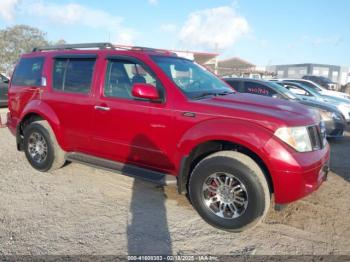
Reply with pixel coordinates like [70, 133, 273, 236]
[274, 126, 312, 152]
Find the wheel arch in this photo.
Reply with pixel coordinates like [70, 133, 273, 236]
[177, 139, 274, 196]
[17, 102, 65, 151]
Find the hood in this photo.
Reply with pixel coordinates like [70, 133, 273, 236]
[323, 94, 350, 105]
[321, 89, 350, 100]
[195, 93, 319, 131]
[299, 99, 341, 113]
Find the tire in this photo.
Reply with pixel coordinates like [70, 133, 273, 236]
[188, 151, 270, 232]
[23, 120, 66, 172]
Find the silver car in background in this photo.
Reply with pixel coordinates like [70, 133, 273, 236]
[272, 78, 350, 101]
[270, 80, 350, 123]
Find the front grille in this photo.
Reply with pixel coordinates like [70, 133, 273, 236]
[307, 124, 324, 150]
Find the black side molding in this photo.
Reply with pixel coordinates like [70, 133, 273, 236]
[66, 152, 177, 186]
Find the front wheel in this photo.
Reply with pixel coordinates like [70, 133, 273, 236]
[189, 151, 270, 232]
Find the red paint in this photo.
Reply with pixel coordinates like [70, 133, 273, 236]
[7, 48, 329, 204]
[131, 83, 160, 100]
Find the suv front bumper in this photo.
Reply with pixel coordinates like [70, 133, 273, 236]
[263, 137, 330, 204]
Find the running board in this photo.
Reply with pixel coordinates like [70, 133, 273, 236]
[66, 152, 177, 186]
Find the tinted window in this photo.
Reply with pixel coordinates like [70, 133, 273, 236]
[12, 57, 44, 86]
[291, 80, 322, 91]
[244, 81, 276, 96]
[104, 60, 160, 99]
[53, 58, 95, 94]
[225, 80, 242, 92]
[283, 84, 311, 96]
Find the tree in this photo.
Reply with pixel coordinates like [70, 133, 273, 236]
[0, 25, 49, 74]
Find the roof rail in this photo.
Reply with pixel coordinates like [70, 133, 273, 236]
[130, 46, 178, 56]
[32, 42, 117, 52]
[32, 42, 178, 56]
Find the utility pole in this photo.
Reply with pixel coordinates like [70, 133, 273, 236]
[214, 43, 218, 75]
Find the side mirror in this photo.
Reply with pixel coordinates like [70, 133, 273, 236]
[132, 83, 161, 101]
[3, 79, 9, 84]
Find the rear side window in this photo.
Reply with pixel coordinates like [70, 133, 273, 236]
[12, 57, 44, 86]
[244, 81, 276, 96]
[53, 58, 95, 94]
[225, 80, 242, 92]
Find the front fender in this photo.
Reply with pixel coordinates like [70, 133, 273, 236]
[20, 100, 67, 149]
[175, 118, 275, 179]
[178, 119, 273, 156]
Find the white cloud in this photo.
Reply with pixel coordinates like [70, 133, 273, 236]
[0, 0, 19, 22]
[22, 1, 137, 44]
[160, 23, 177, 32]
[179, 6, 249, 50]
[148, 0, 158, 6]
[1, 0, 136, 44]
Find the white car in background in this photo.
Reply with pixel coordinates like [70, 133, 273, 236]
[272, 78, 350, 100]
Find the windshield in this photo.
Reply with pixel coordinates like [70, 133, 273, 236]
[291, 80, 323, 92]
[151, 56, 234, 99]
[289, 83, 323, 98]
[317, 76, 333, 83]
[267, 82, 298, 100]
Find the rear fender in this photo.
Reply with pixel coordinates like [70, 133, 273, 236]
[19, 100, 66, 149]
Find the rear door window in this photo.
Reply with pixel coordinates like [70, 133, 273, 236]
[53, 58, 96, 94]
[12, 57, 44, 86]
[225, 80, 242, 92]
[243, 81, 276, 97]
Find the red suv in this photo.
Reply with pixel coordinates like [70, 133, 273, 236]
[7, 43, 330, 231]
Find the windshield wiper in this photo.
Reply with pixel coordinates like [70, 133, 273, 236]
[192, 92, 218, 100]
[192, 91, 235, 100]
[216, 91, 235, 96]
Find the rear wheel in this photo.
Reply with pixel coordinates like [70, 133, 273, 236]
[189, 151, 270, 232]
[23, 120, 66, 172]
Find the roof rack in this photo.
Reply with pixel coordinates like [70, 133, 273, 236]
[114, 45, 177, 55]
[32, 42, 177, 56]
[32, 42, 118, 52]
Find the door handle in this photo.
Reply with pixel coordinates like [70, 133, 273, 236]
[94, 105, 110, 111]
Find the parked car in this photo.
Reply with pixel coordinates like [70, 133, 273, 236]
[7, 43, 329, 232]
[270, 80, 350, 123]
[224, 78, 346, 137]
[0, 73, 9, 107]
[274, 81, 346, 137]
[302, 75, 337, 90]
[272, 78, 350, 100]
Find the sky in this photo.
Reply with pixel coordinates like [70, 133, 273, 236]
[0, 0, 349, 66]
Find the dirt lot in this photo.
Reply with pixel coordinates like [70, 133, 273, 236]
[0, 110, 349, 255]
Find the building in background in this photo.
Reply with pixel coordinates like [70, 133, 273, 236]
[267, 63, 342, 84]
[340, 66, 350, 86]
[204, 57, 275, 78]
[173, 50, 218, 66]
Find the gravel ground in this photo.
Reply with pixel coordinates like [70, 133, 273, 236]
[0, 112, 349, 255]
